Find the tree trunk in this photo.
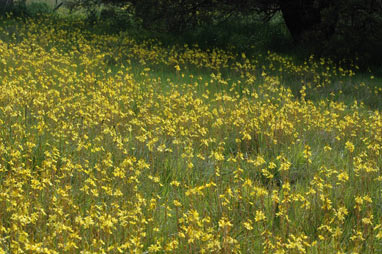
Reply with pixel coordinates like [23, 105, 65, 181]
[279, 0, 322, 43]
[279, 0, 339, 43]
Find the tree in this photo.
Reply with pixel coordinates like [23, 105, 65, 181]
[278, 0, 337, 42]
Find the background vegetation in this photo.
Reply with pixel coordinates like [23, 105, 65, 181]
[2, 0, 382, 67]
[77, 0, 382, 68]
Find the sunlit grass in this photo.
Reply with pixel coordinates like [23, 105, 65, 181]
[0, 16, 381, 253]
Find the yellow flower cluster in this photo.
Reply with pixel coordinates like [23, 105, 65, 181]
[0, 16, 381, 253]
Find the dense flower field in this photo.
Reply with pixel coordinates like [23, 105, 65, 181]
[0, 17, 381, 253]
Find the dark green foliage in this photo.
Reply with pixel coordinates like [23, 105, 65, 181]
[326, 0, 382, 67]
[0, 0, 14, 15]
[98, 3, 137, 32]
[0, 0, 26, 17]
[0, 0, 51, 18]
[288, 0, 382, 68]
[129, 0, 216, 33]
[3, 0, 381, 67]
[26, 2, 51, 17]
[92, 0, 381, 67]
[179, 13, 292, 53]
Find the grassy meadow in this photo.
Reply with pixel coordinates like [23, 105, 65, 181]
[0, 15, 382, 253]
